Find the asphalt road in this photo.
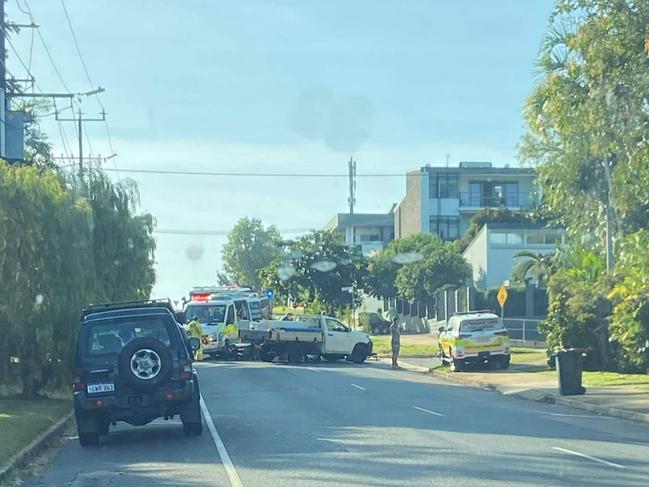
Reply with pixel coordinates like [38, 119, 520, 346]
[20, 360, 649, 486]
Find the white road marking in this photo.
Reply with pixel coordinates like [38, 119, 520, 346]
[200, 396, 244, 487]
[414, 406, 444, 417]
[552, 446, 625, 469]
[306, 367, 321, 373]
[350, 383, 366, 391]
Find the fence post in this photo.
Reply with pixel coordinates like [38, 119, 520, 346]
[443, 290, 449, 322]
[522, 320, 526, 341]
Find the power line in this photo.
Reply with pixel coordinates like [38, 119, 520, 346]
[59, 0, 119, 179]
[155, 228, 313, 236]
[99, 167, 411, 178]
[23, 0, 71, 93]
[60, 0, 95, 92]
[0, 23, 39, 88]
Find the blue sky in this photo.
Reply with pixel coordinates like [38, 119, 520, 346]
[7, 0, 554, 298]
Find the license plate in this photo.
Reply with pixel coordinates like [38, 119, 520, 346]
[87, 383, 114, 394]
[476, 337, 491, 343]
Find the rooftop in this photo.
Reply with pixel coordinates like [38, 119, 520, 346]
[414, 162, 535, 176]
[325, 212, 394, 230]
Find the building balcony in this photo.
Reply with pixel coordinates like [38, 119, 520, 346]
[459, 192, 533, 210]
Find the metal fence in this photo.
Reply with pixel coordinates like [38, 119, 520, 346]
[503, 318, 545, 341]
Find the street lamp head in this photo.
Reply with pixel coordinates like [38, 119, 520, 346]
[83, 87, 105, 96]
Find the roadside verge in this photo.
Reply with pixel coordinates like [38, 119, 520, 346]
[0, 410, 73, 484]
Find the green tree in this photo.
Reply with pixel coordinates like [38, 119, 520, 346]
[541, 246, 612, 370]
[520, 0, 649, 240]
[393, 233, 471, 304]
[609, 230, 649, 370]
[221, 218, 281, 291]
[262, 230, 366, 314]
[0, 161, 157, 395]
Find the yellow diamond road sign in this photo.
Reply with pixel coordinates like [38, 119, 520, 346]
[497, 286, 508, 307]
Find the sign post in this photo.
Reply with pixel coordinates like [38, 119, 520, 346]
[497, 285, 508, 319]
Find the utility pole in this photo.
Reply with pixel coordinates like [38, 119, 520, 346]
[347, 156, 356, 214]
[57, 107, 106, 179]
[0, 0, 6, 158]
[347, 156, 357, 245]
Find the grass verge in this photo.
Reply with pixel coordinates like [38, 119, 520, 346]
[0, 396, 71, 467]
[370, 335, 437, 357]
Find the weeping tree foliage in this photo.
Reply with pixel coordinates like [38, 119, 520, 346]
[0, 161, 156, 395]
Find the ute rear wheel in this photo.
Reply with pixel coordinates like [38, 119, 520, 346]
[349, 343, 368, 364]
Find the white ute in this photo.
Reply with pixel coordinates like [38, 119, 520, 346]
[254, 314, 373, 364]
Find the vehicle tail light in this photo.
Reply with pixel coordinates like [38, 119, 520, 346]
[179, 359, 192, 381]
[73, 369, 85, 391]
[494, 331, 509, 337]
[90, 399, 103, 407]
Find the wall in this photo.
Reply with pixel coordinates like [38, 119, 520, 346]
[484, 228, 559, 288]
[462, 225, 489, 288]
[394, 170, 422, 237]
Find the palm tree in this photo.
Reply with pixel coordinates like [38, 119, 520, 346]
[512, 251, 555, 287]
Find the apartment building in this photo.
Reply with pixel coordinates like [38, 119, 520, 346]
[394, 161, 536, 240]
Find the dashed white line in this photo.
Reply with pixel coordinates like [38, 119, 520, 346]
[552, 446, 625, 469]
[414, 406, 444, 417]
[350, 383, 366, 391]
[200, 396, 244, 487]
[306, 367, 322, 373]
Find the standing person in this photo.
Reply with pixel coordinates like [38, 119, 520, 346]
[187, 315, 205, 361]
[390, 317, 400, 369]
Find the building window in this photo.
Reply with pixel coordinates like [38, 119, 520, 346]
[429, 174, 458, 199]
[360, 234, 380, 242]
[490, 231, 524, 245]
[490, 232, 507, 245]
[506, 232, 524, 245]
[430, 217, 460, 240]
[526, 232, 544, 245]
[544, 231, 562, 245]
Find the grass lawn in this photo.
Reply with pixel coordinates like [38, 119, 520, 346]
[581, 371, 649, 389]
[510, 348, 548, 365]
[0, 396, 71, 466]
[370, 335, 437, 357]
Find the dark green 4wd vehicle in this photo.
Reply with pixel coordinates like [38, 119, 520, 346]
[73, 299, 203, 446]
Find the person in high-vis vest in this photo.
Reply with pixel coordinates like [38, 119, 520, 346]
[187, 316, 205, 361]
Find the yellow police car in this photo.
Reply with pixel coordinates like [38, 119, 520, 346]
[438, 311, 510, 372]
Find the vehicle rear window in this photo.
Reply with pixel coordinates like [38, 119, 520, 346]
[84, 316, 173, 356]
[460, 319, 502, 333]
[248, 301, 260, 310]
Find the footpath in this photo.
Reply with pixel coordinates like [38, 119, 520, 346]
[370, 333, 649, 425]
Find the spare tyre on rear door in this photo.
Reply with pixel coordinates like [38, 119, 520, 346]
[118, 337, 173, 391]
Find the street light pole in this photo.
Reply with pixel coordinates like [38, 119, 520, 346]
[603, 160, 615, 273]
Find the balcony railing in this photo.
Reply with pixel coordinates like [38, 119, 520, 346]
[459, 192, 532, 209]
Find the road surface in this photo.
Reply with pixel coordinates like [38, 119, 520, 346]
[21, 360, 649, 486]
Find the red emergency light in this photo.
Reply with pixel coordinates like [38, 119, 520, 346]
[191, 293, 210, 302]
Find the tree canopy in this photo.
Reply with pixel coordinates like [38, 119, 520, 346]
[221, 217, 281, 290]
